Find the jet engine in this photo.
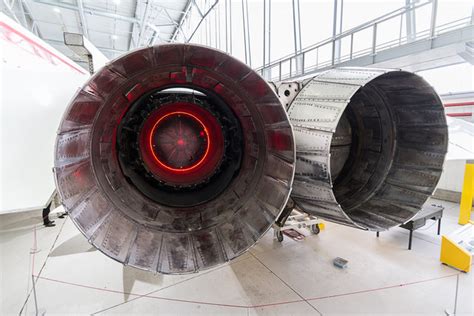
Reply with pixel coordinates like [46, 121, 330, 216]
[54, 44, 296, 274]
[54, 45, 447, 274]
[279, 68, 448, 231]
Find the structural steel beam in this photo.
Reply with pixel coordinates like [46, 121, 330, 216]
[76, 0, 89, 38]
[137, 0, 152, 47]
[186, 0, 219, 43]
[406, 0, 417, 42]
[32, 0, 139, 23]
[171, 0, 192, 41]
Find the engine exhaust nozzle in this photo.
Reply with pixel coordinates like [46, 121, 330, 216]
[287, 68, 448, 231]
[54, 44, 295, 274]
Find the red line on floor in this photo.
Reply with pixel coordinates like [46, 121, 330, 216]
[20, 219, 69, 315]
[31, 225, 37, 275]
[34, 272, 461, 310]
[304, 273, 459, 302]
[34, 275, 249, 309]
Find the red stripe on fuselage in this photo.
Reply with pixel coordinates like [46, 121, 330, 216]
[0, 21, 87, 75]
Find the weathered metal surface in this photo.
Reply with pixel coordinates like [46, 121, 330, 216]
[54, 44, 296, 274]
[286, 68, 448, 231]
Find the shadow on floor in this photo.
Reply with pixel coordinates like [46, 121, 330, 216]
[0, 215, 42, 232]
[122, 266, 163, 302]
[49, 233, 96, 257]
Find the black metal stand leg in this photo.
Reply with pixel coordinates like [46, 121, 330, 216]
[376, 231, 379, 237]
[437, 218, 442, 235]
[42, 204, 51, 225]
[408, 230, 413, 250]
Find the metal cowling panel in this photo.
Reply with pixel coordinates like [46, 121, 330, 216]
[288, 68, 448, 231]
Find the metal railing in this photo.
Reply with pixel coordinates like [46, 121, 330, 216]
[256, 0, 473, 82]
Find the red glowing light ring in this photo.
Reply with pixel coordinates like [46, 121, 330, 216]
[148, 111, 210, 172]
[138, 101, 225, 185]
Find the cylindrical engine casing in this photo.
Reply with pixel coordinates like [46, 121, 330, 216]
[286, 68, 448, 231]
[54, 44, 295, 274]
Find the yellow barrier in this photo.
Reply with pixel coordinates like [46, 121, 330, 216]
[319, 222, 326, 230]
[459, 162, 474, 225]
[440, 233, 472, 273]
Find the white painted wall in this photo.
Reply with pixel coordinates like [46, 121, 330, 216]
[436, 117, 474, 193]
[0, 13, 89, 214]
[437, 160, 467, 193]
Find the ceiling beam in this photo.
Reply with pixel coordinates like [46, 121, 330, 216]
[187, 0, 219, 43]
[137, 0, 152, 47]
[129, 0, 141, 50]
[171, 0, 193, 42]
[2, 0, 22, 24]
[162, 7, 187, 42]
[32, 0, 140, 24]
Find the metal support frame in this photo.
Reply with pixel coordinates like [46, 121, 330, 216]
[430, 0, 438, 39]
[225, 0, 229, 52]
[76, 0, 89, 38]
[331, 0, 343, 65]
[262, 0, 271, 79]
[2, 0, 21, 24]
[32, 0, 139, 23]
[3, 0, 42, 37]
[292, 0, 302, 74]
[377, 205, 444, 250]
[224, 0, 232, 54]
[16, 0, 29, 26]
[129, 1, 141, 50]
[205, 0, 209, 45]
[193, 0, 205, 18]
[216, 2, 220, 49]
[245, 0, 251, 64]
[148, 24, 162, 45]
[406, 0, 417, 42]
[241, 0, 251, 66]
[161, 7, 186, 42]
[186, 0, 219, 43]
[129, 1, 174, 49]
[32, 0, 185, 45]
[273, 208, 324, 242]
[256, 0, 470, 82]
[171, 0, 192, 42]
[372, 23, 378, 56]
[137, 0, 152, 47]
[229, 0, 232, 54]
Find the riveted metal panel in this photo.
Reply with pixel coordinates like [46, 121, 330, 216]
[288, 68, 448, 231]
[54, 44, 296, 274]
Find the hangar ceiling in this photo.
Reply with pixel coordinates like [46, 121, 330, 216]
[2, 0, 194, 63]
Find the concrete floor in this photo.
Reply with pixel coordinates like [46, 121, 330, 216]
[1, 198, 472, 315]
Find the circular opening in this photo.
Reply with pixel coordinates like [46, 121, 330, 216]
[117, 87, 243, 207]
[57, 45, 295, 274]
[137, 99, 226, 186]
[136, 100, 227, 183]
[329, 71, 447, 229]
[149, 111, 209, 171]
[330, 80, 394, 211]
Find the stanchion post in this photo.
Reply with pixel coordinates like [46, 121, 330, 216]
[459, 160, 474, 225]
